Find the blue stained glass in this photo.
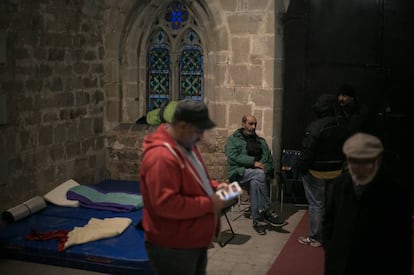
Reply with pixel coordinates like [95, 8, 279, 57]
[165, 1, 189, 30]
[179, 44, 203, 101]
[147, 30, 171, 111]
[172, 11, 181, 21]
[146, 5, 205, 111]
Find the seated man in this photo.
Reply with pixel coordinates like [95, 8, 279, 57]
[225, 115, 286, 235]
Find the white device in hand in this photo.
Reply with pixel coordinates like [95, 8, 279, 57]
[216, 181, 242, 201]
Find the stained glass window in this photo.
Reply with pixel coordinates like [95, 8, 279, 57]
[165, 1, 189, 30]
[147, 30, 171, 111]
[179, 30, 203, 100]
[146, 2, 204, 111]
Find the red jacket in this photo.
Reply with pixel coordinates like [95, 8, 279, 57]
[139, 124, 220, 248]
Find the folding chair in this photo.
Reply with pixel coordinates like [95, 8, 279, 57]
[279, 149, 302, 212]
[218, 200, 238, 247]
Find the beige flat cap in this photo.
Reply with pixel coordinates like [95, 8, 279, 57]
[343, 132, 383, 159]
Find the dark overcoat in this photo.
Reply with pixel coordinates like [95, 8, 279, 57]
[323, 168, 413, 275]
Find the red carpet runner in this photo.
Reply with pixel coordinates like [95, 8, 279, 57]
[267, 211, 324, 275]
[268, 211, 414, 275]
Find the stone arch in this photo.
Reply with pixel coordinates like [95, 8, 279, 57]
[104, 0, 228, 127]
[102, 0, 153, 130]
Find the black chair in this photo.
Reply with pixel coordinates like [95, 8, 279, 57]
[279, 149, 306, 212]
[218, 199, 238, 247]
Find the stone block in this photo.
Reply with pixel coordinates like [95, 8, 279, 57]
[54, 124, 67, 144]
[106, 100, 119, 122]
[229, 65, 249, 86]
[231, 37, 250, 63]
[228, 14, 261, 34]
[39, 126, 53, 146]
[79, 118, 92, 138]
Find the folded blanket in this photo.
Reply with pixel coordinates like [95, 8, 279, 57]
[43, 179, 80, 207]
[63, 217, 132, 250]
[66, 185, 143, 212]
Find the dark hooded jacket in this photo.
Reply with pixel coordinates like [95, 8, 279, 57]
[336, 84, 375, 135]
[298, 94, 349, 174]
[337, 98, 374, 135]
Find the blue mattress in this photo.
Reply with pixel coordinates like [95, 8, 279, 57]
[0, 180, 153, 274]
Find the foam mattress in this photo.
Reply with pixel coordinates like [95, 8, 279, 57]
[0, 180, 152, 274]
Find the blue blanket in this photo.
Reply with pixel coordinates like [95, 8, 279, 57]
[67, 185, 143, 212]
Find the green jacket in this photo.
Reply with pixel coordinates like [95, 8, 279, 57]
[225, 129, 274, 182]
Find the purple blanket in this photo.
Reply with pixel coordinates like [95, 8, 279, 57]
[67, 185, 143, 212]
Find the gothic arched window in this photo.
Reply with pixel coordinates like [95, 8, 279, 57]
[146, 1, 204, 111]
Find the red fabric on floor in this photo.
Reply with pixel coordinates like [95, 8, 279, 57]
[25, 228, 70, 252]
[267, 211, 324, 275]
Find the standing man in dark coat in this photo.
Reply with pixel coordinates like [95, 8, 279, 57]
[297, 94, 349, 247]
[336, 84, 375, 135]
[323, 133, 413, 275]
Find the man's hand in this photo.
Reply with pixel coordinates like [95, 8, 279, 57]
[210, 194, 229, 213]
[216, 182, 229, 190]
[254, 161, 265, 169]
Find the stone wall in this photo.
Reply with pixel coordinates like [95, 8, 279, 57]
[103, 0, 283, 145]
[106, 124, 228, 182]
[102, 0, 285, 187]
[0, 0, 285, 212]
[0, 0, 107, 210]
[106, 124, 279, 200]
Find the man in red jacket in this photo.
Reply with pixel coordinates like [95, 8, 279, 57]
[139, 99, 232, 275]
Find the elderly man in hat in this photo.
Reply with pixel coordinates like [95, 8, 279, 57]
[139, 99, 233, 275]
[323, 133, 412, 275]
